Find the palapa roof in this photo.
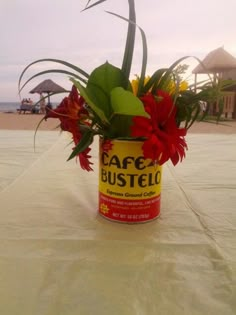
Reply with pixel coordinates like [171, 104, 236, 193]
[192, 47, 236, 74]
[30, 79, 66, 94]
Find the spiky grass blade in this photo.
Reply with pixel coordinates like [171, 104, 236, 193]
[18, 58, 89, 92]
[19, 69, 87, 95]
[106, 9, 147, 95]
[83, 0, 107, 11]
[121, 0, 136, 81]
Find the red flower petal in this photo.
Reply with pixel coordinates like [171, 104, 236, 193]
[44, 85, 93, 171]
[101, 140, 113, 152]
[132, 90, 187, 166]
[76, 147, 93, 172]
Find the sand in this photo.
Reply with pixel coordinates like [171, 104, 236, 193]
[1, 112, 236, 134]
[0, 112, 59, 131]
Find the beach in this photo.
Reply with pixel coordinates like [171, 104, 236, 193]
[1, 111, 236, 133]
[0, 112, 59, 131]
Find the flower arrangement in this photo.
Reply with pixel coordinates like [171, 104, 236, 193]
[19, 0, 223, 172]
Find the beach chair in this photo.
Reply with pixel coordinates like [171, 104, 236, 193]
[18, 104, 34, 114]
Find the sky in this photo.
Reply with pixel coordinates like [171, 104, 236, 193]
[0, 0, 236, 102]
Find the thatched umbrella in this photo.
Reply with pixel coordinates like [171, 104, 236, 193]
[30, 79, 66, 104]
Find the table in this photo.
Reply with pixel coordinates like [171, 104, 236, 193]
[0, 130, 235, 314]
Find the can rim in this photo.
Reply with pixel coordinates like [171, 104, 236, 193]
[99, 137, 146, 144]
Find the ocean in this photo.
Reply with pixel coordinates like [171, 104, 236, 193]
[0, 102, 20, 113]
[0, 102, 58, 113]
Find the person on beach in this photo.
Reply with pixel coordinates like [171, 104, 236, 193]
[40, 93, 46, 114]
[28, 98, 33, 105]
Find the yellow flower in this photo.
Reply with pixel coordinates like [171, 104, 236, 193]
[131, 75, 188, 96]
[165, 80, 188, 95]
[131, 75, 151, 96]
[179, 80, 188, 91]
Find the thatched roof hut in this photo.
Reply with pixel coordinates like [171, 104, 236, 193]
[30, 79, 66, 94]
[30, 79, 66, 104]
[192, 47, 236, 75]
[193, 47, 236, 119]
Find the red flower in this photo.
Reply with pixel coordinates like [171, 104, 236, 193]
[77, 146, 93, 171]
[101, 139, 113, 152]
[45, 85, 93, 171]
[131, 90, 187, 166]
[45, 85, 87, 120]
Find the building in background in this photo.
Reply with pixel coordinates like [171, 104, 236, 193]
[193, 47, 236, 119]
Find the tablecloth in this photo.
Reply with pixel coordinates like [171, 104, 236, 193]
[0, 130, 235, 315]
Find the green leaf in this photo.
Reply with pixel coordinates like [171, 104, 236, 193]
[19, 69, 87, 95]
[110, 87, 148, 117]
[143, 68, 167, 94]
[88, 62, 129, 94]
[106, 8, 147, 96]
[136, 25, 148, 97]
[67, 129, 94, 161]
[121, 0, 136, 81]
[71, 78, 109, 125]
[18, 58, 89, 94]
[156, 56, 191, 92]
[83, 0, 107, 11]
[107, 115, 134, 138]
[86, 62, 130, 118]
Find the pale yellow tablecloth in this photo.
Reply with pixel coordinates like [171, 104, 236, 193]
[0, 130, 235, 315]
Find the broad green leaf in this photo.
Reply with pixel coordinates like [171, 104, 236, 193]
[88, 62, 129, 94]
[107, 115, 134, 138]
[86, 62, 130, 118]
[71, 78, 109, 124]
[110, 87, 148, 117]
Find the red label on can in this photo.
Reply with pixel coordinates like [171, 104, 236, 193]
[99, 192, 160, 223]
